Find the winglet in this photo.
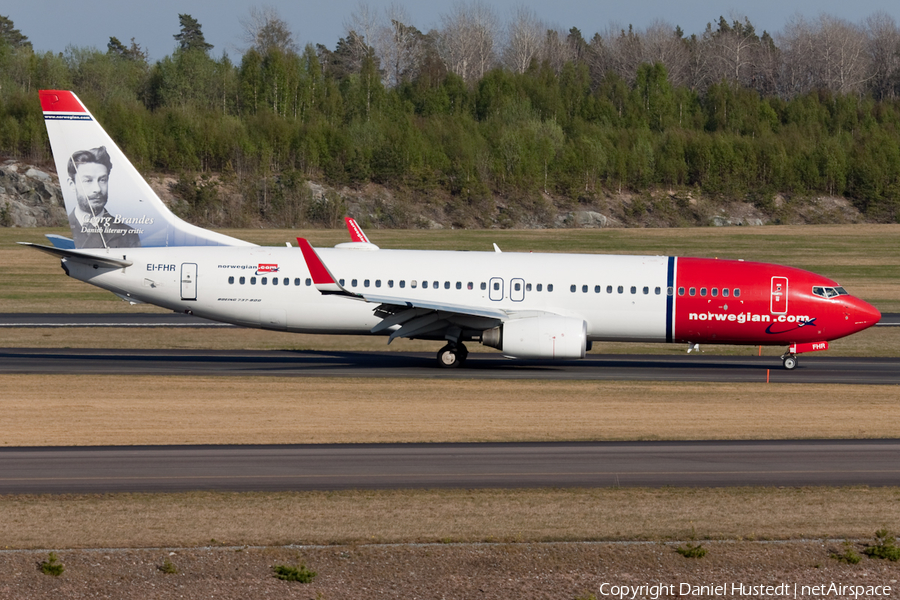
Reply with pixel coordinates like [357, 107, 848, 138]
[297, 238, 353, 295]
[344, 217, 370, 243]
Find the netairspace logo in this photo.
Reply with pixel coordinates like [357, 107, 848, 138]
[598, 582, 893, 599]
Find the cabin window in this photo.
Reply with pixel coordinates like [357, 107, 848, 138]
[467, 282, 473, 290]
[445, 281, 451, 289]
[594, 285, 600, 293]
[666, 287, 672, 296]
[722, 288, 729, 297]
[411, 280, 417, 288]
[643, 286, 649, 295]
[456, 282, 462, 290]
[228, 276, 234, 284]
[700, 287, 707, 296]
[631, 286, 637, 294]
[689, 287, 696, 296]
[515, 282, 522, 292]
[656, 287, 662, 295]
[339, 279, 345, 286]
[388, 280, 394, 288]
[433, 281, 439, 289]
[240, 277, 245, 285]
[303, 278, 309, 286]
[375, 280, 381, 288]
[481, 282, 487, 291]
[570, 285, 576, 293]
[734, 288, 741, 297]
[261, 277, 267, 285]
[581, 285, 588, 293]
[548, 284, 554, 292]
[607, 285, 613, 294]
[493, 282, 500, 291]
[272, 277, 278, 286]
[400, 280, 406, 288]
[423, 281, 429, 289]
[351, 279, 357, 287]
[678, 287, 685, 296]
[250, 277, 257, 285]
[526, 283, 532, 292]
[536, 284, 543, 292]
[618, 286, 624, 294]
[711, 288, 718, 297]
[364, 279, 370, 288]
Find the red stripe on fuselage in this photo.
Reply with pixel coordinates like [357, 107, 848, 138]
[39, 90, 86, 113]
[672, 257, 871, 345]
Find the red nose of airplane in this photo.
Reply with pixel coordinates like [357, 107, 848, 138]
[846, 297, 882, 333]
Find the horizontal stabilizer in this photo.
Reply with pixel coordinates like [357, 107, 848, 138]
[18, 242, 133, 268]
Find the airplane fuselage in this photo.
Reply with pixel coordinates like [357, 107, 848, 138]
[63, 245, 879, 347]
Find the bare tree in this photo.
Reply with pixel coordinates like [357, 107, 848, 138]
[241, 6, 297, 55]
[502, 5, 544, 74]
[865, 11, 900, 99]
[640, 20, 691, 87]
[540, 27, 575, 75]
[780, 14, 871, 96]
[437, 1, 498, 84]
[374, 4, 425, 87]
[345, 1, 380, 63]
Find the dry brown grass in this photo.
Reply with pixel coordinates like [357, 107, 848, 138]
[1, 375, 897, 446]
[1, 487, 898, 548]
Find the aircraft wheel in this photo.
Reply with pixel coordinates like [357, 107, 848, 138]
[437, 344, 463, 368]
[783, 355, 797, 370]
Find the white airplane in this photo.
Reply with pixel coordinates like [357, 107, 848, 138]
[24, 90, 881, 369]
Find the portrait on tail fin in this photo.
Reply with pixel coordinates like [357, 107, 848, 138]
[66, 146, 141, 249]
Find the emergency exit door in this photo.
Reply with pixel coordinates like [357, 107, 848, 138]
[181, 263, 198, 301]
[770, 276, 788, 314]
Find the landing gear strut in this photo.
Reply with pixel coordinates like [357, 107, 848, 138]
[437, 343, 468, 368]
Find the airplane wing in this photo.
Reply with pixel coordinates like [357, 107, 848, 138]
[297, 238, 506, 342]
[18, 242, 133, 269]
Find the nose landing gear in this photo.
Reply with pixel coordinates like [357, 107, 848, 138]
[781, 354, 797, 370]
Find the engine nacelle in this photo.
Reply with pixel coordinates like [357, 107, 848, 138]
[482, 316, 587, 359]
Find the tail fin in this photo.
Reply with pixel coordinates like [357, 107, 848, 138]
[39, 90, 253, 249]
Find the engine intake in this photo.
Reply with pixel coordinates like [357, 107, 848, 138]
[482, 316, 587, 359]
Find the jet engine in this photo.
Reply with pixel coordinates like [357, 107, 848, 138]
[482, 316, 587, 359]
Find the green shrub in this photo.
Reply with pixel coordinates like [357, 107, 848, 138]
[864, 529, 900, 561]
[676, 542, 708, 558]
[159, 557, 178, 574]
[39, 552, 64, 576]
[273, 563, 317, 583]
[829, 542, 862, 564]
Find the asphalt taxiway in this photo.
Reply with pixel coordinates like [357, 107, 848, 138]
[1, 440, 898, 494]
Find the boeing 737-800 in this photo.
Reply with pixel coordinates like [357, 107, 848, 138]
[23, 90, 881, 369]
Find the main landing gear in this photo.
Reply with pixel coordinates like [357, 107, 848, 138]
[437, 343, 468, 368]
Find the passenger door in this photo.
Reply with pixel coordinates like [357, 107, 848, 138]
[181, 263, 198, 301]
[770, 276, 788, 314]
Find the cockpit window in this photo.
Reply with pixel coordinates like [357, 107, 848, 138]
[812, 285, 848, 299]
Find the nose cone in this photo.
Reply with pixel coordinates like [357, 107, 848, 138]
[847, 297, 881, 333]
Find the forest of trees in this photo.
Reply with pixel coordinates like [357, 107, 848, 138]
[1, 7, 900, 227]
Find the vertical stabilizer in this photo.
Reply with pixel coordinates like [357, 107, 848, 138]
[40, 90, 253, 249]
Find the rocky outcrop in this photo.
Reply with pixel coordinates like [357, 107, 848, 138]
[0, 160, 67, 227]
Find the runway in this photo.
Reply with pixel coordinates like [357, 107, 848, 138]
[1, 440, 898, 494]
[2, 347, 899, 383]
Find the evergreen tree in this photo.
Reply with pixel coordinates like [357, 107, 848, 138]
[174, 14, 213, 53]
